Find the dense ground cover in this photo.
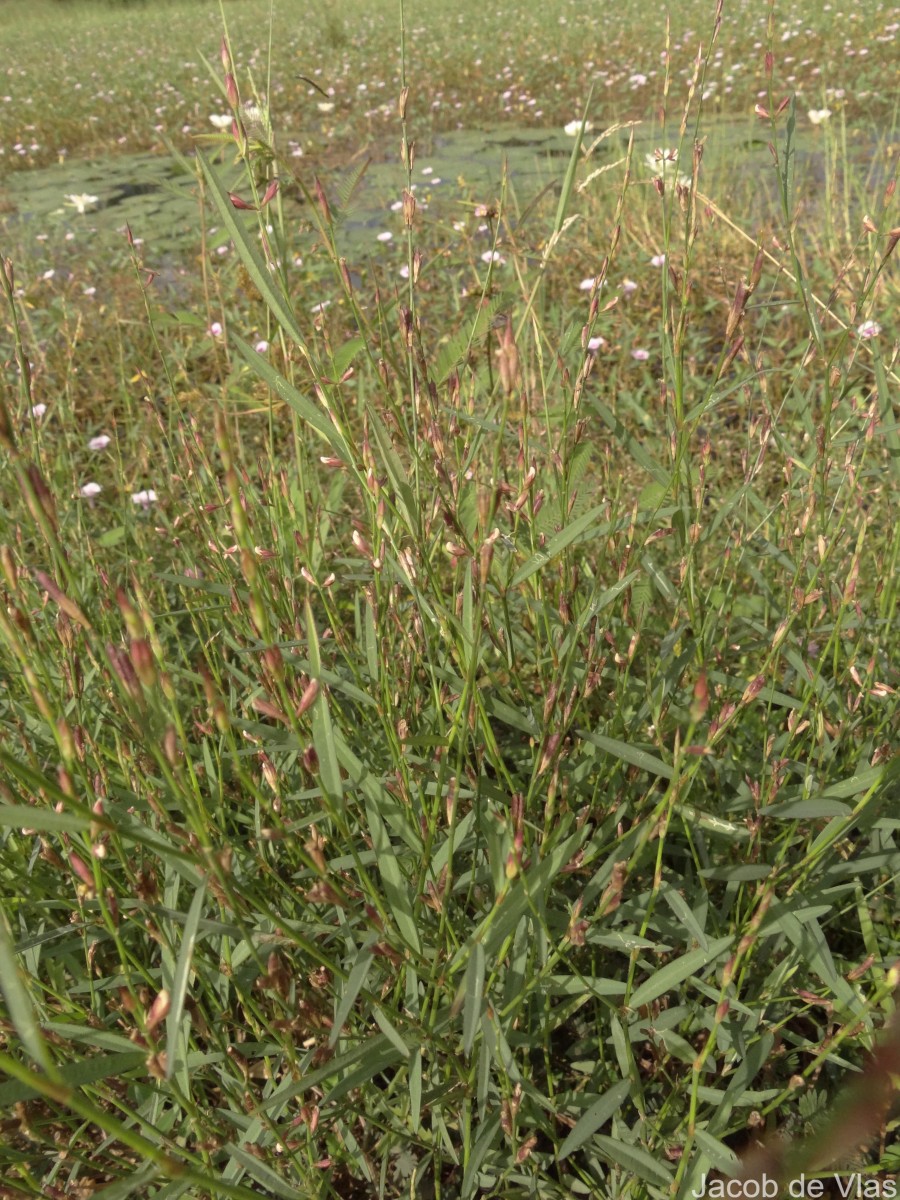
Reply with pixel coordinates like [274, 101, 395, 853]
[1, 0, 899, 1198]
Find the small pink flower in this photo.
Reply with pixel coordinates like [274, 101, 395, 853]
[30, 403, 47, 419]
[481, 251, 505, 265]
[650, 254, 666, 267]
[254, 340, 269, 353]
[209, 321, 223, 338]
[88, 434, 111, 450]
[857, 320, 881, 339]
[579, 277, 597, 291]
[621, 279, 638, 295]
[587, 336, 606, 352]
[80, 482, 102, 499]
[631, 348, 650, 361]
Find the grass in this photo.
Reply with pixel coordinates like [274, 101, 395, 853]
[1, 0, 899, 1197]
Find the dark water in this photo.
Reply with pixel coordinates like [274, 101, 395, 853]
[0, 118, 885, 274]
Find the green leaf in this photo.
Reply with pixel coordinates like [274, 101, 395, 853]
[0, 1049, 144, 1105]
[0, 804, 92, 834]
[694, 1127, 740, 1173]
[96, 525, 125, 548]
[463, 942, 486, 1056]
[363, 799, 421, 953]
[223, 1143, 306, 1199]
[460, 1113, 502, 1199]
[323, 1041, 404, 1104]
[764, 799, 853, 819]
[551, 90, 594, 241]
[0, 904, 55, 1075]
[820, 765, 883, 799]
[332, 336, 366, 375]
[579, 730, 673, 779]
[367, 408, 419, 534]
[233, 333, 352, 462]
[409, 1046, 422, 1130]
[591, 398, 670, 485]
[510, 503, 611, 587]
[660, 882, 708, 950]
[195, 150, 306, 349]
[574, 571, 641, 634]
[93, 1163, 162, 1200]
[330, 943, 375, 1047]
[305, 600, 343, 803]
[165, 880, 207, 1081]
[435, 291, 508, 384]
[700, 865, 775, 882]
[629, 936, 733, 1009]
[780, 911, 856, 1007]
[558, 1079, 633, 1159]
[373, 1006, 411, 1059]
[592, 1134, 673, 1185]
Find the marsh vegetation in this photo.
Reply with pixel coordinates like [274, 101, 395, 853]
[1, 0, 898, 1196]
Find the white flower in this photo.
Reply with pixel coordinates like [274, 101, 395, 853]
[240, 100, 269, 142]
[131, 489, 158, 509]
[857, 320, 881, 339]
[209, 114, 232, 130]
[317, 101, 335, 113]
[621, 278, 638, 295]
[481, 250, 506, 264]
[564, 119, 594, 136]
[209, 321, 223, 338]
[646, 149, 690, 188]
[80, 482, 102, 498]
[254, 340, 269, 353]
[807, 108, 832, 125]
[31, 403, 47, 419]
[631, 348, 650, 361]
[650, 254, 667, 267]
[88, 434, 111, 450]
[64, 193, 99, 214]
[587, 336, 606, 351]
[376, 231, 393, 242]
[579, 277, 598, 291]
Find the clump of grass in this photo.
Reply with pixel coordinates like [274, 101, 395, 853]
[1, 1, 898, 1198]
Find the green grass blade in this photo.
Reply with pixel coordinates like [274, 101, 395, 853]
[462, 941, 485, 1056]
[558, 1079, 633, 1160]
[195, 149, 306, 349]
[629, 936, 733, 1009]
[165, 880, 206, 1082]
[0, 904, 57, 1076]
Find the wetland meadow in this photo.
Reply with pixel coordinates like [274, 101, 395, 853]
[0, 0, 899, 1197]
